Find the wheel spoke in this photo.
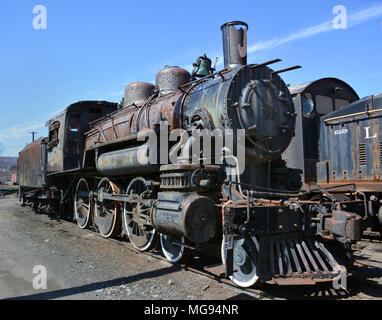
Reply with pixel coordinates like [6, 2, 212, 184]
[94, 178, 121, 238]
[226, 236, 260, 288]
[160, 234, 191, 263]
[74, 179, 91, 229]
[123, 177, 157, 252]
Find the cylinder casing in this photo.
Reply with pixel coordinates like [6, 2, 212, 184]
[153, 192, 217, 243]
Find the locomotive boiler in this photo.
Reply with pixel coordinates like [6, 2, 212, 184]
[18, 21, 363, 288]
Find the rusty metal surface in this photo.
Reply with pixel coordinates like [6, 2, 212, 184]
[45, 109, 66, 173]
[271, 277, 316, 285]
[322, 210, 363, 243]
[45, 101, 117, 173]
[155, 66, 190, 94]
[84, 90, 184, 150]
[124, 82, 155, 108]
[315, 181, 382, 192]
[17, 138, 43, 187]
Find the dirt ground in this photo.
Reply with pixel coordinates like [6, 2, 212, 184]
[0, 196, 381, 300]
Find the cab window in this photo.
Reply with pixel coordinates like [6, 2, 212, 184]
[67, 113, 81, 154]
[302, 93, 315, 118]
[316, 95, 333, 114]
[335, 98, 349, 110]
[48, 121, 60, 148]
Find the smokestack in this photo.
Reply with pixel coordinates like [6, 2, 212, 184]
[221, 21, 248, 69]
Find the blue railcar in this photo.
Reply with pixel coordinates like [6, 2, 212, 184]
[285, 76, 382, 231]
[319, 94, 382, 230]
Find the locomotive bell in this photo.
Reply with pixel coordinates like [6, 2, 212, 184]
[192, 54, 214, 78]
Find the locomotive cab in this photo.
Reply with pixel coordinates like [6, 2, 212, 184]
[45, 101, 117, 173]
[284, 78, 359, 183]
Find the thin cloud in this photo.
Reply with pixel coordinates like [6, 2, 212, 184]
[348, 5, 382, 27]
[184, 5, 382, 70]
[248, 21, 332, 53]
[0, 121, 45, 141]
[248, 5, 382, 54]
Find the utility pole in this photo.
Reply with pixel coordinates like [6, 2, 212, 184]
[29, 131, 38, 142]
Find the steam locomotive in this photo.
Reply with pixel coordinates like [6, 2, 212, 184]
[18, 21, 363, 288]
[285, 78, 382, 232]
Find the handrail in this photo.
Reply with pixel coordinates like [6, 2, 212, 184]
[324, 107, 382, 123]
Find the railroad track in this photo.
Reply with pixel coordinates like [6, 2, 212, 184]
[0, 189, 18, 198]
[362, 231, 382, 240]
[88, 229, 274, 300]
[86, 226, 382, 300]
[17, 200, 382, 299]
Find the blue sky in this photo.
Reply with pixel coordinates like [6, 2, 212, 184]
[0, 0, 381, 156]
